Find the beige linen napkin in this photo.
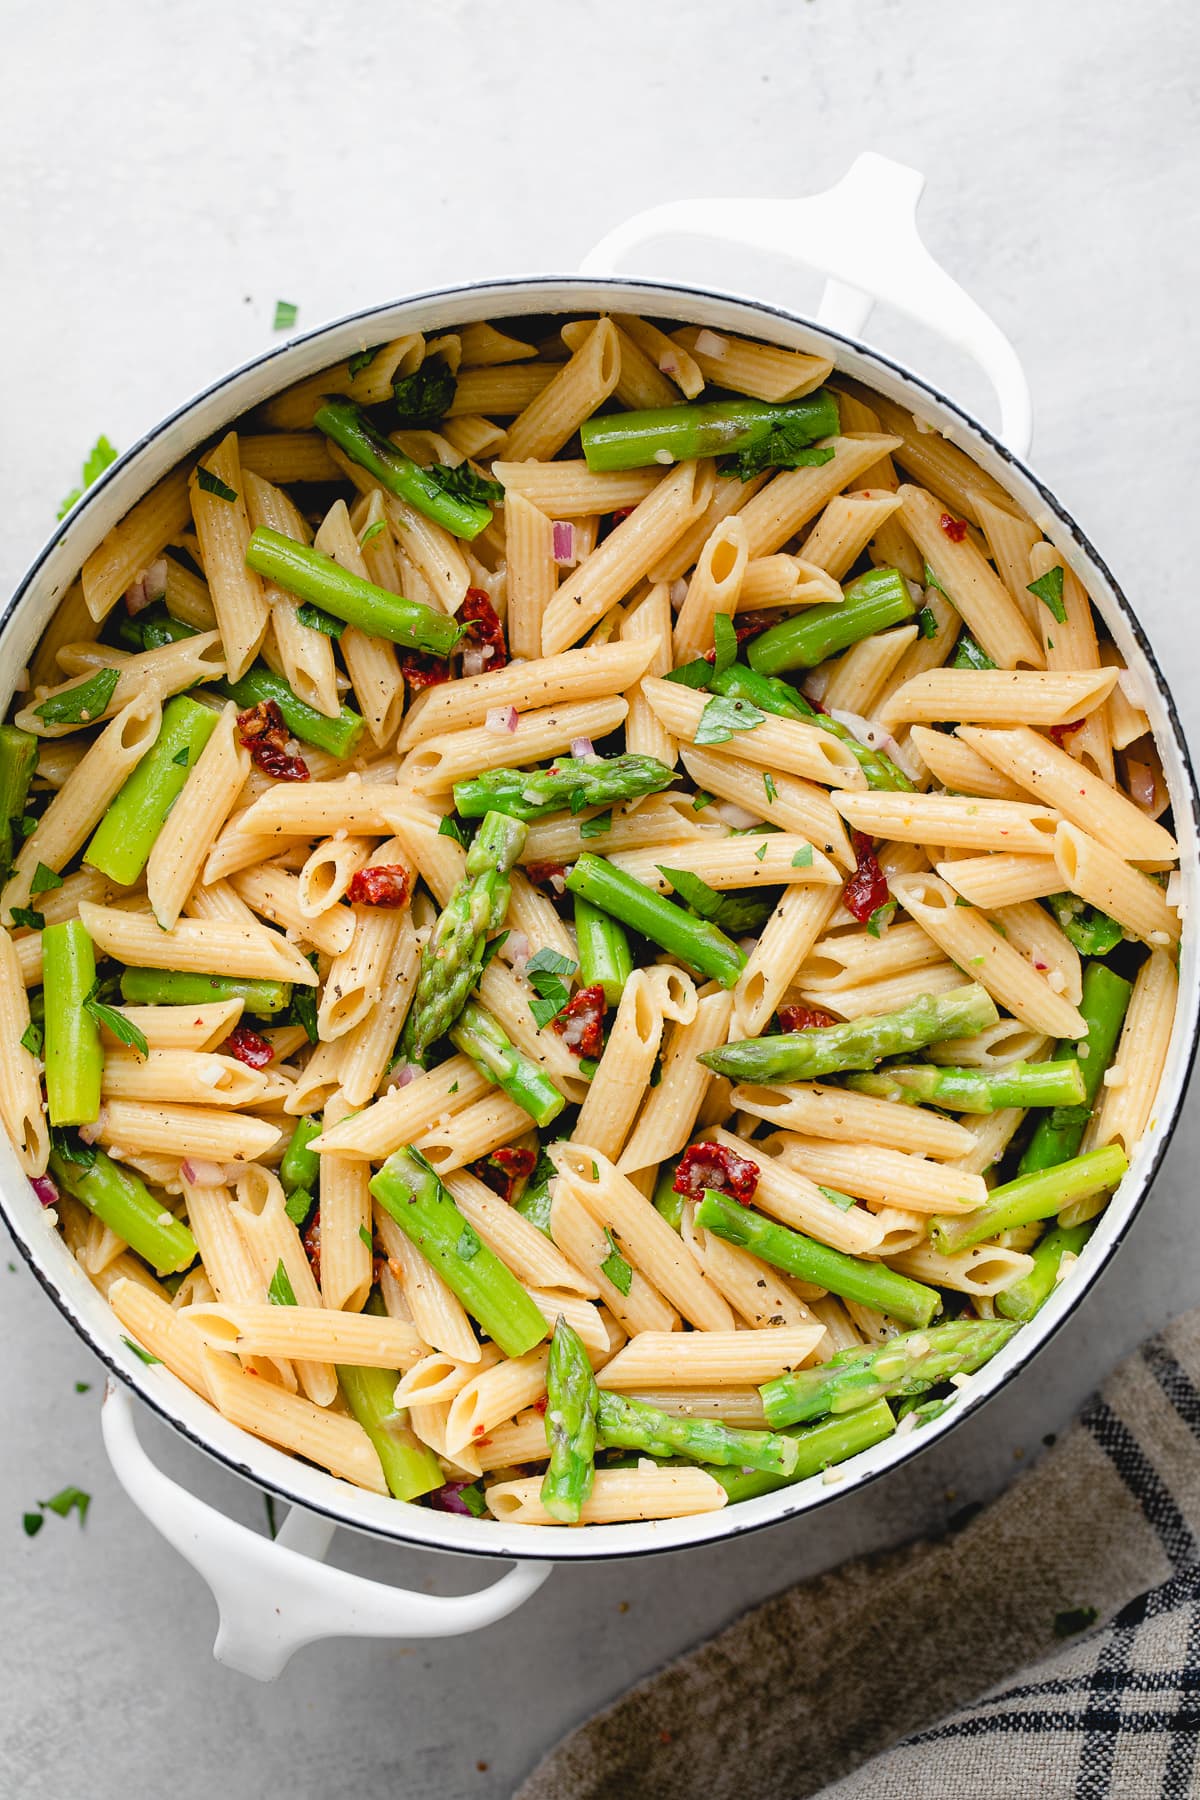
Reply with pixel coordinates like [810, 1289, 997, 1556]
[517, 1307, 1200, 1799]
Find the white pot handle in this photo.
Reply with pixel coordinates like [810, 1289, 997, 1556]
[101, 1382, 552, 1680]
[580, 151, 1033, 458]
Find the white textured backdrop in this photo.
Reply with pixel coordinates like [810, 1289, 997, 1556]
[1, 3, 1198, 1796]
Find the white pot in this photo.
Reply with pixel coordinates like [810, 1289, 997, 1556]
[4, 154, 1196, 1679]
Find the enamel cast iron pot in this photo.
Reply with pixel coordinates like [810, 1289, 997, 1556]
[4, 155, 1197, 1679]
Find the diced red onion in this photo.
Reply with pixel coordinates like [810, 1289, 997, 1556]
[504, 930, 531, 970]
[669, 578, 689, 613]
[552, 522, 576, 565]
[462, 644, 488, 678]
[180, 1157, 227, 1186]
[31, 1175, 58, 1207]
[693, 329, 728, 359]
[570, 736, 595, 760]
[1125, 758, 1158, 810]
[711, 798, 762, 832]
[548, 872, 567, 896]
[658, 354, 680, 379]
[124, 557, 169, 616]
[383, 1061, 418, 1093]
[428, 1479, 478, 1515]
[559, 1011, 590, 1051]
[485, 705, 519, 734]
[77, 1118, 102, 1145]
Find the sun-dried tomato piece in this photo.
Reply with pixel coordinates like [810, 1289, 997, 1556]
[303, 1209, 321, 1287]
[236, 701, 310, 781]
[401, 651, 452, 691]
[524, 861, 568, 891]
[842, 830, 889, 923]
[701, 610, 778, 661]
[777, 1003, 839, 1033]
[939, 512, 968, 543]
[347, 864, 411, 907]
[470, 1146, 538, 1203]
[1048, 718, 1086, 749]
[551, 983, 606, 1058]
[673, 1141, 760, 1204]
[609, 506, 635, 524]
[458, 586, 508, 673]
[225, 1024, 274, 1069]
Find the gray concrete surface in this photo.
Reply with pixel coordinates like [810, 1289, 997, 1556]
[1, 2, 1198, 1795]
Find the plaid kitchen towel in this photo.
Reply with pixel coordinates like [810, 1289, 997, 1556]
[516, 1306, 1200, 1799]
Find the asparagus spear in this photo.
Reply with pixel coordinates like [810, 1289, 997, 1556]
[453, 753, 676, 823]
[845, 1059, 1087, 1115]
[119, 968, 292, 1017]
[574, 895, 633, 1006]
[280, 1116, 322, 1195]
[695, 1190, 940, 1329]
[579, 391, 840, 472]
[747, 568, 915, 675]
[564, 854, 745, 990]
[43, 921, 102, 1127]
[930, 1144, 1129, 1255]
[759, 1319, 1019, 1428]
[700, 983, 999, 1082]
[449, 999, 566, 1128]
[1046, 892, 1124, 958]
[1019, 964, 1132, 1175]
[246, 527, 463, 656]
[401, 810, 527, 1064]
[338, 1293, 443, 1501]
[85, 696, 219, 885]
[597, 1390, 799, 1477]
[996, 1221, 1095, 1322]
[700, 1398, 898, 1502]
[370, 1148, 548, 1357]
[709, 666, 914, 791]
[51, 1146, 197, 1274]
[540, 1317, 600, 1523]
[0, 725, 37, 879]
[314, 399, 493, 540]
[652, 1159, 685, 1231]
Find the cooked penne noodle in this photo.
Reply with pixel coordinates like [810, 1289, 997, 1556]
[396, 641, 654, 749]
[644, 677, 866, 789]
[888, 1242, 1035, 1297]
[881, 666, 1118, 731]
[99, 1047, 271, 1108]
[769, 1134, 986, 1215]
[799, 489, 903, 580]
[1053, 822, 1180, 948]
[1084, 949, 1178, 1158]
[147, 704, 250, 930]
[832, 789, 1060, 856]
[549, 1184, 679, 1337]
[935, 853, 1063, 909]
[188, 433, 268, 681]
[446, 1169, 600, 1297]
[78, 899, 318, 986]
[618, 989, 733, 1175]
[706, 1127, 886, 1255]
[673, 515, 748, 664]
[608, 834, 838, 892]
[486, 1467, 727, 1525]
[679, 745, 853, 868]
[401, 698, 628, 795]
[108, 1280, 213, 1399]
[739, 555, 842, 609]
[732, 884, 843, 1040]
[0, 928, 49, 1174]
[736, 436, 902, 560]
[495, 460, 661, 518]
[670, 327, 832, 402]
[575, 967, 695, 1160]
[819, 623, 919, 717]
[732, 1078, 975, 1159]
[909, 726, 1030, 801]
[597, 1326, 824, 1390]
[81, 468, 192, 624]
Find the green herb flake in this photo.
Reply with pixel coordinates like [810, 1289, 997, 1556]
[818, 1185, 856, 1212]
[359, 518, 387, 546]
[273, 300, 299, 332]
[754, 841, 768, 862]
[448, 1081, 459, 1095]
[954, 895, 973, 907]
[970, 954, 987, 966]
[525, 947, 578, 1030]
[692, 790, 715, 812]
[711, 611, 738, 676]
[297, 603, 345, 639]
[656, 866, 772, 934]
[34, 666, 121, 728]
[348, 346, 381, 378]
[480, 930, 510, 970]
[763, 773, 778, 805]
[694, 694, 766, 747]
[393, 360, 456, 428]
[196, 465, 238, 503]
[792, 844, 814, 868]
[268, 1259, 298, 1307]
[438, 815, 468, 848]
[600, 1227, 633, 1295]
[424, 462, 503, 508]
[84, 980, 149, 1059]
[665, 658, 715, 691]
[9, 907, 45, 932]
[727, 422, 837, 482]
[51, 1127, 96, 1169]
[1054, 1606, 1098, 1639]
[172, 747, 190, 767]
[74, 1381, 91, 1394]
[455, 1223, 482, 1263]
[19, 1020, 42, 1056]
[284, 1188, 313, 1226]
[456, 1480, 488, 1517]
[923, 562, 948, 598]
[29, 863, 63, 896]
[866, 901, 896, 939]
[1028, 565, 1067, 624]
[22, 1512, 44, 1537]
[579, 809, 613, 839]
[57, 436, 118, 519]
[122, 1335, 160, 1365]
[358, 1224, 374, 1252]
[42, 1485, 90, 1525]
[916, 606, 938, 639]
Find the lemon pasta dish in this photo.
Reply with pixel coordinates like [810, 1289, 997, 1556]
[0, 311, 1181, 1527]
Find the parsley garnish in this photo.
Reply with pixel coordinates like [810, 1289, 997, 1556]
[866, 901, 896, 938]
[954, 895, 973, 907]
[172, 747, 190, 767]
[348, 346, 380, 378]
[196, 465, 237, 503]
[818, 1185, 856, 1211]
[284, 1188, 313, 1226]
[480, 930, 510, 969]
[30, 863, 62, 896]
[393, 359, 456, 427]
[438, 815, 468, 848]
[711, 612, 738, 675]
[84, 980, 148, 1059]
[692, 790, 714, 811]
[9, 907, 44, 932]
[665, 658, 716, 691]
[57, 436, 118, 519]
[50, 1127, 95, 1169]
[657, 866, 772, 934]
[297, 603, 345, 639]
[268, 1259, 298, 1306]
[916, 606, 938, 639]
[22, 1512, 43, 1537]
[923, 562, 948, 598]
[359, 519, 387, 546]
[525, 948, 578, 1030]
[600, 1227, 632, 1295]
[34, 666, 120, 728]
[42, 1485, 91, 1524]
[74, 1381, 90, 1394]
[19, 1021, 42, 1056]
[579, 809, 613, 839]
[287, 952, 320, 1044]
[763, 773, 778, 805]
[455, 1480, 489, 1517]
[424, 462, 503, 508]
[724, 405, 838, 482]
[1027, 565, 1066, 623]
[358, 1224, 374, 1251]
[754, 841, 767, 862]
[273, 300, 299, 331]
[792, 844, 814, 868]
[121, 1335, 160, 1365]
[694, 694, 765, 746]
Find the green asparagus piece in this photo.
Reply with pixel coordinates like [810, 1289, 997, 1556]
[401, 810, 527, 1063]
[449, 999, 566, 1128]
[119, 968, 292, 1016]
[597, 1390, 799, 1477]
[747, 568, 915, 675]
[1019, 964, 1133, 1175]
[453, 754, 676, 823]
[0, 725, 37, 879]
[85, 696, 219, 884]
[652, 1158, 685, 1231]
[696, 1190, 940, 1329]
[50, 1146, 197, 1273]
[540, 1317, 600, 1523]
[574, 894, 633, 1006]
[996, 1221, 1096, 1322]
[42, 921, 102, 1127]
[711, 666, 914, 791]
[564, 854, 745, 990]
[280, 1115, 323, 1194]
[701, 1398, 898, 1502]
[221, 664, 365, 759]
[951, 633, 996, 671]
[759, 1319, 1019, 1428]
[246, 527, 462, 656]
[701, 983, 998, 1082]
[845, 1059, 1087, 1115]
[337, 1292, 443, 1501]
[930, 1144, 1129, 1255]
[370, 1148, 548, 1357]
[314, 398, 493, 540]
[1046, 892, 1124, 958]
[579, 392, 840, 473]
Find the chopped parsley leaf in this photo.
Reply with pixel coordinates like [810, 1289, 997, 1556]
[424, 462, 503, 508]
[600, 1227, 632, 1295]
[792, 844, 814, 868]
[284, 1188, 313, 1226]
[19, 1020, 42, 1056]
[348, 346, 380, 378]
[711, 611, 738, 676]
[122, 1335, 160, 1364]
[268, 1259, 298, 1306]
[692, 790, 715, 811]
[196, 465, 237, 503]
[754, 841, 767, 862]
[438, 815, 468, 848]
[297, 603, 345, 639]
[57, 436, 118, 519]
[923, 562, 948, 598]
[525, 947, 578, 1030]
[29, 863, 63, 896]
[1027, 565, 1066, 623]
[83, 980, 149, 1059]
[273, 300, 299, 331]
[866, 901, 896, 938]
[916, 606, 938, 639]
[9, 907, 44, 932]
[393, 359, 456, 427]
[172, 747, 190, 766]
[694, 694, 765, 746]
[359, 518, 387, 546]
[34, 666, 121, 728]
[579, 809, 613, 839]
[763, 773, 778, 805]
[656, 866, 772, 934]
[818, 1185, 856, 1212]
[358, 1224, 374, 1251]
[42, 1485, 90, 1525]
